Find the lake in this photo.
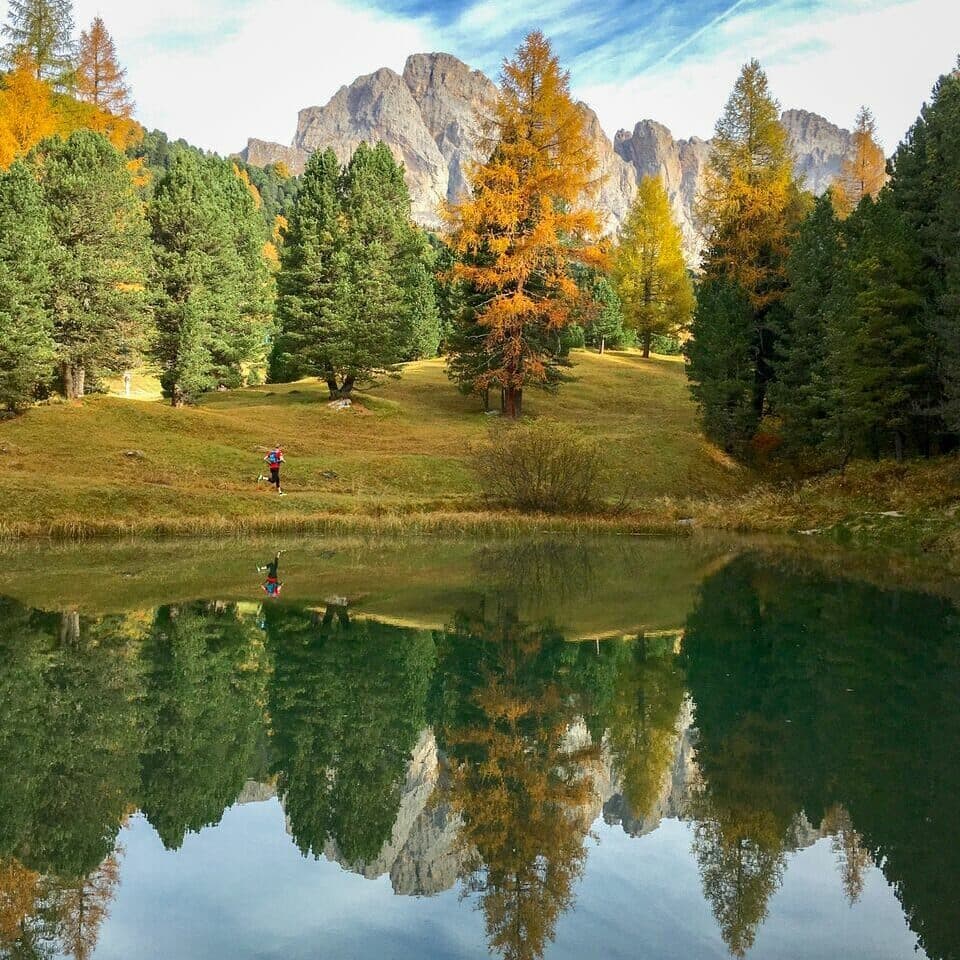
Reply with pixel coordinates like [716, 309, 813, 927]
[0, 535, 956, 960]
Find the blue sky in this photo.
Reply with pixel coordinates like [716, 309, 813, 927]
[71, 0, 958, 155]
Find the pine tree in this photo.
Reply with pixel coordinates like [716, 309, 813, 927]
[689, 59, 806, 450]
[889, 61, 960, 440]
[768, 192, 844, 457]
[273, 142, 437, 397]
[833, 107, 887, 217]
[613, 175, 694, 358]
[150, 151, 274, 405]
[0, 159, 55, 410]
[28, 129, 150, 398]
[444, 31, 603, 418]
[2, 0, 74, 89]
[685, 278, 757, 452]
[825, 197, 929, 462]
[75, 17, 131, 117]
[576, 268, 624, 354]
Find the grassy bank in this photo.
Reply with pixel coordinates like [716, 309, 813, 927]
[0, 350, 745, 536]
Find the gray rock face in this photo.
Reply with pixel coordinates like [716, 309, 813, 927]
[402, 53, 497, 206]
[781, 108, 853, 194]
[239, 139, 309, 175]
[294, 66, 449, 226]
[241, 52, 856, 261]
[614, 121, 710, 261]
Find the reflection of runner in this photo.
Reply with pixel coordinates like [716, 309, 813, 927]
[257, 551, 284, 598]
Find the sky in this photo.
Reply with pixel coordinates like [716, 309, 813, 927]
[70, 0, 960, 155]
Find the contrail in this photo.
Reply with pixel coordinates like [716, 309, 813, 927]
[649, 0, 757, 67]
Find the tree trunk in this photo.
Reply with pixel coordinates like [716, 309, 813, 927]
[503, 386, 519, 419]
[483, 386, 491, 412]
[642, 334, 652, 360]
[59, 611, 81, 646]
[61, 363, 86, 400]
[339, 374, 356, 398]
[599, 336, 605, 355]
[894, 430, 905, 464]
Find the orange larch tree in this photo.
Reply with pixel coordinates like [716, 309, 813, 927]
[445, 31, 603, 418]
[833, 106, 887, 217]
[75, 17, 132, 117]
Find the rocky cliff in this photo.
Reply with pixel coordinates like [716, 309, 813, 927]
[240, 52, 855, 260]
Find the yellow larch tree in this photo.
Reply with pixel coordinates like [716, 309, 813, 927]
[0, 54, 58, 167]
[613, 175, 694, 358]
[445, 31, 604, 418]
[833, 106, 887, 217]
[696, 58, 805, 310]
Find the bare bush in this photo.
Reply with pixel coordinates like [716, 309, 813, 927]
[471, 419, 609, 513]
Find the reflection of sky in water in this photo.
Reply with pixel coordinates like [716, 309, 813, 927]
[90, 803, 923, 960]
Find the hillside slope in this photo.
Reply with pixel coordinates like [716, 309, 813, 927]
[0, 351, 745, 534]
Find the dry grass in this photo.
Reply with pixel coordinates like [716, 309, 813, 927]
[0, 350, 746, 538]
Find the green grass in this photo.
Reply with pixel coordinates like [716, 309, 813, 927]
[0, 350, 747, 536]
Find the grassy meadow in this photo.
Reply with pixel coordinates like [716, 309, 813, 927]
[0, 350, 746, 535]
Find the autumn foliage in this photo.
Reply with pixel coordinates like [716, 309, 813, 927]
[833, 106, 887, 217]
[445, 31, 603, 417]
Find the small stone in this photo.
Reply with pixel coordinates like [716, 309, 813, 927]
[123, 449, 146, 459]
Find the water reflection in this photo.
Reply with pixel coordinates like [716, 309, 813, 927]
[0, 550, 957, 960]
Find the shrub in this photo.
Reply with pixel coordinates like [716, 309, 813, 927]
[471, 419, 609, 513]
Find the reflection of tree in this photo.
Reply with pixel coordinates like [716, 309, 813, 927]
[0, 600, 145, 881]
[139, 603, 268, 850]
[434, 603, 601, 960]
[49, 851, 122, 960]
[603, 635, 686, 819]
[822, 805, 871, 905]
[0, 859, 45, 956]
[265, 605, 435, 863]
[684, 554, 960, 960]
[690, 803, 786, 957]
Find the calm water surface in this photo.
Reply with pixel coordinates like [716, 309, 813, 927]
[0, 538, 956, 960]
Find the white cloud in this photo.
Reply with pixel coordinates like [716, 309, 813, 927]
[72, 0, 438, 153]
[577, 0, 960, 150]
[69, 0, 959, 156]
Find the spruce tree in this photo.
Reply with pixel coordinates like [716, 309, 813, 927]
[2, 0, 75, 89]
[613, 175, 694, 358]
[768, 193, 844, 457]
[689, 60, 806, 451]
[685, 279, 756, 453]
[273, 142, 438, 396]
[825, 197, 929, 463]
[29, 130, 150, 398]
[150, 151, 274, 405]
[0, 159, 54, 410]
[889, 62, 960, 439]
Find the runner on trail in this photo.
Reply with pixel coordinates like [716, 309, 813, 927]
[258, 551, 284, 598]
[258, 444, 285, 495]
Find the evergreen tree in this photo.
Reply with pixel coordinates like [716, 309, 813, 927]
[689, 60, 806, 451]
[0, 160, 54, 410]
[580, 271, 625, 353]
[768, 193, 843, 456]
[150, 151, 274, 405]
[2, 0, 74, 89]
[613, 175, 694, 358]
[824, 196, 929, 462]
[889, 61, 960, 439]
[273, 143, 437, 397]
[28, 130, 150, 398]
[685, 278, 757, 453]
[75, 17, 131, 116]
